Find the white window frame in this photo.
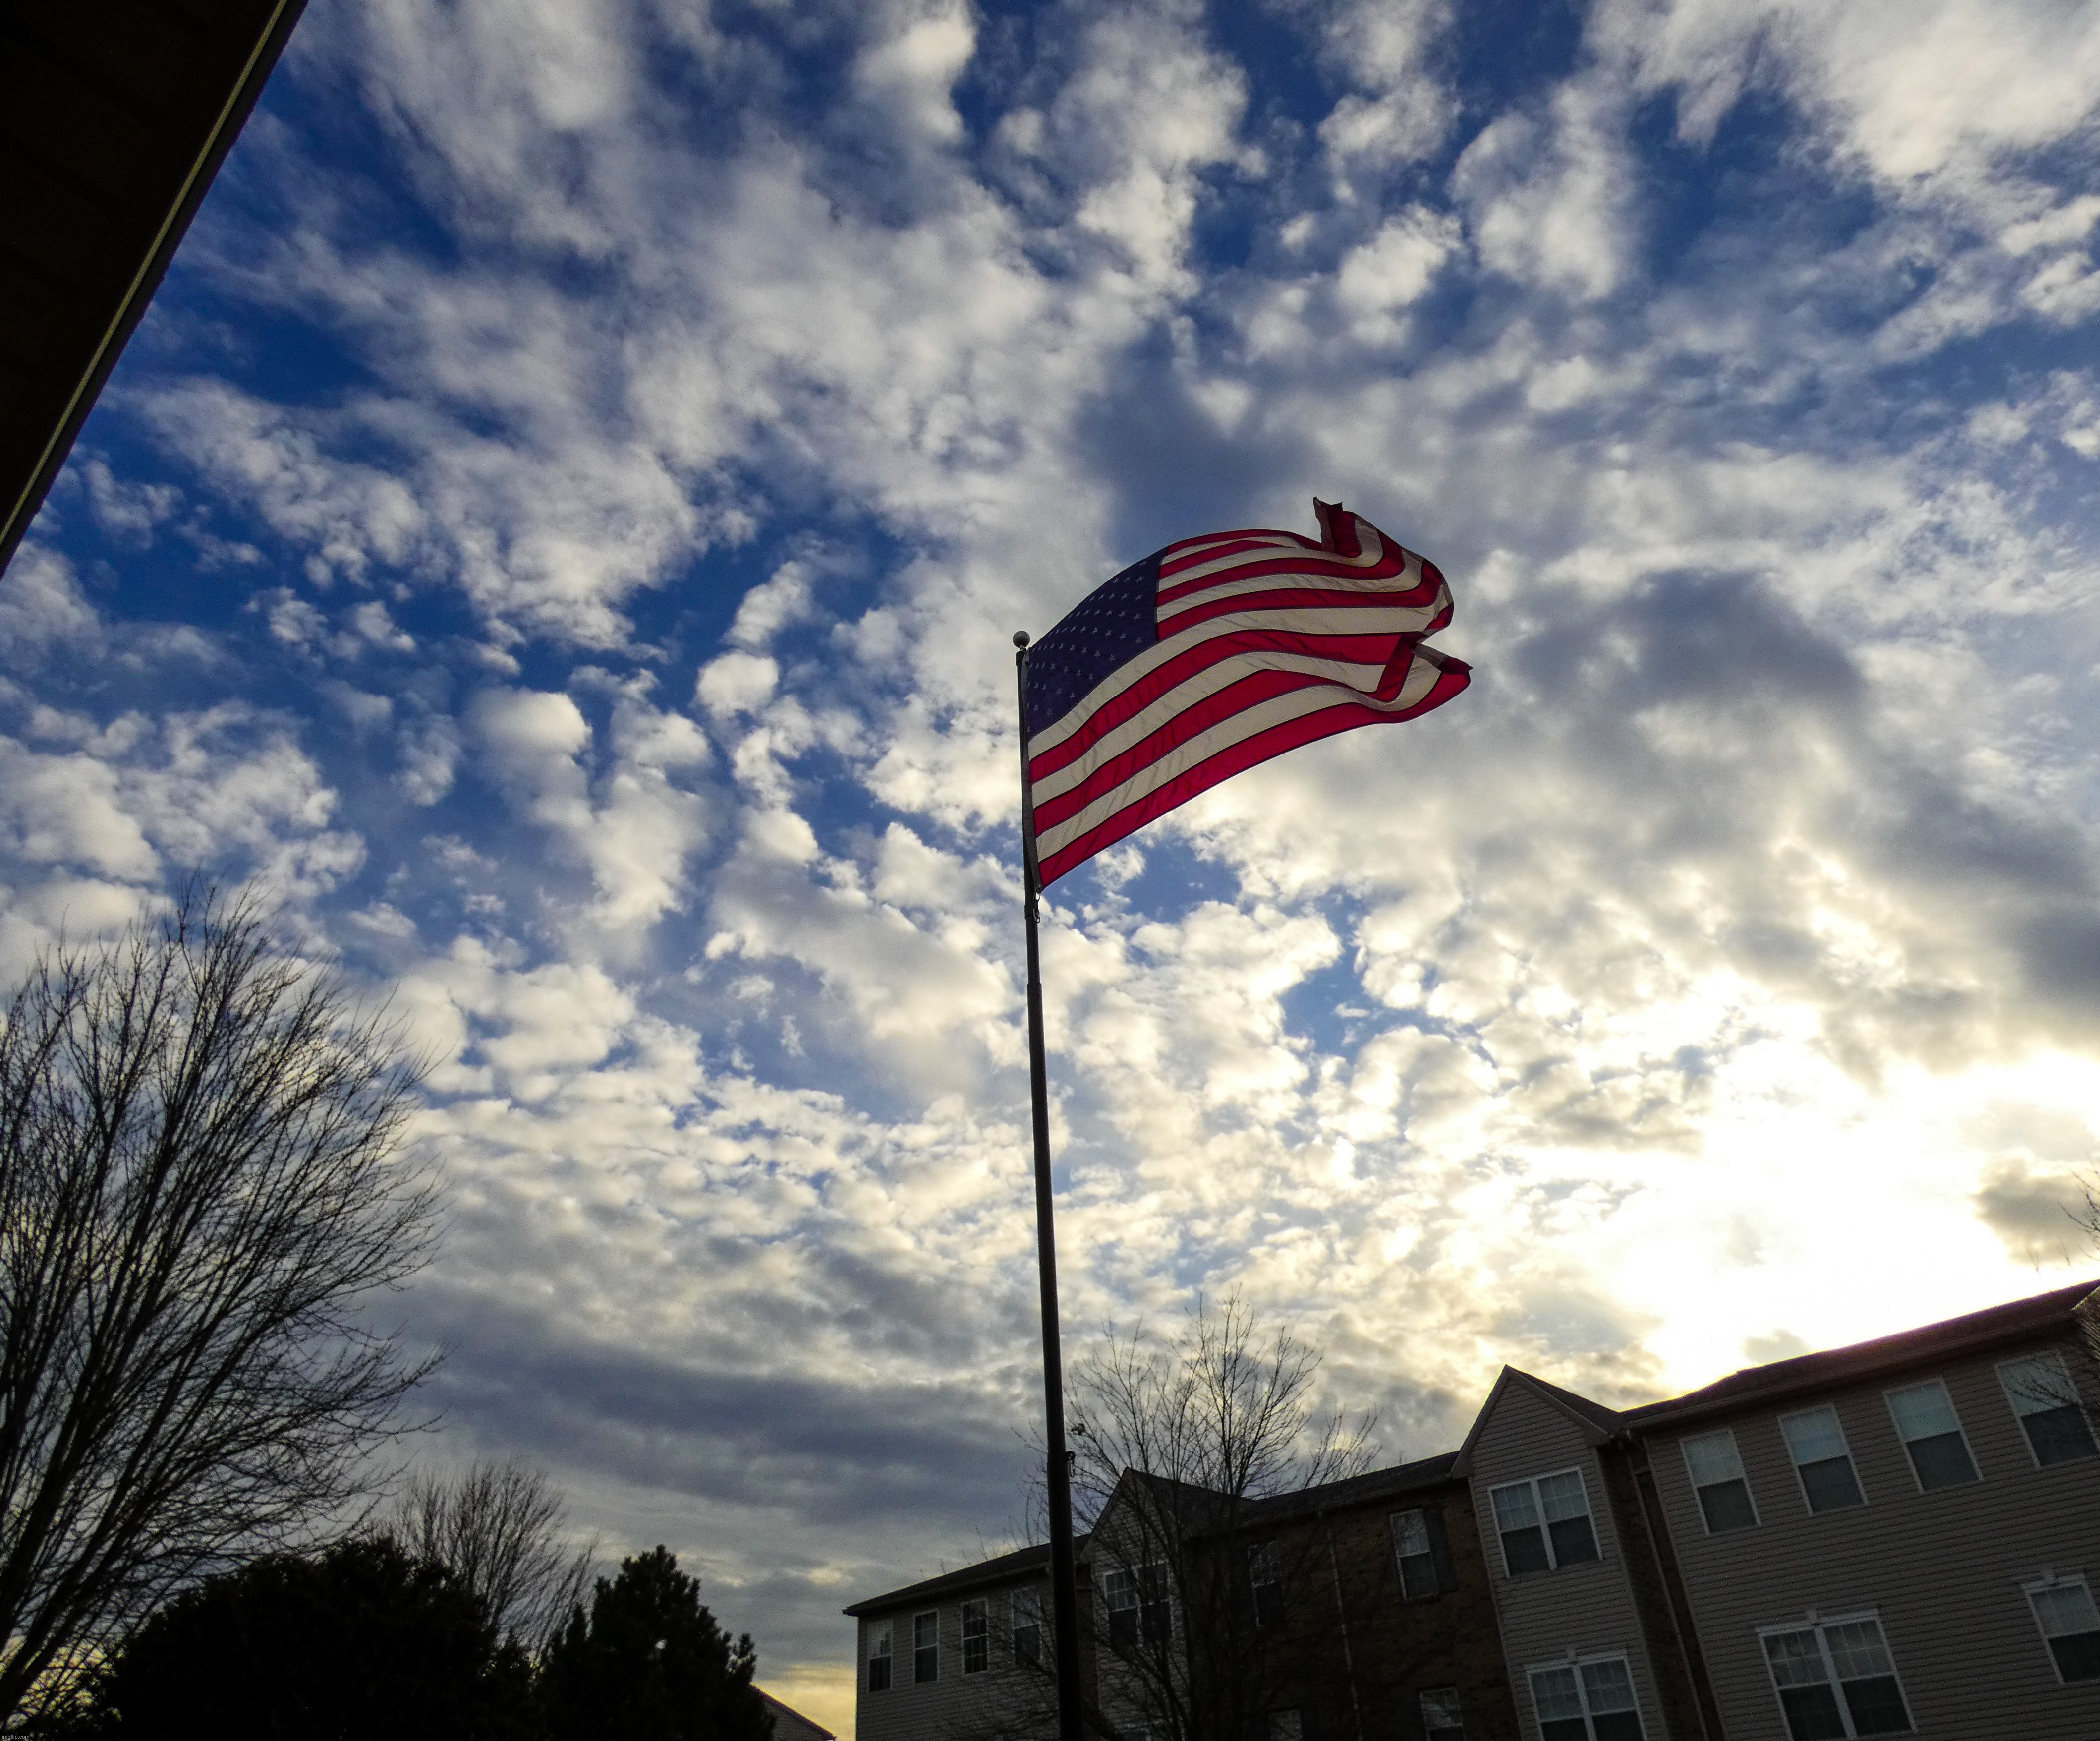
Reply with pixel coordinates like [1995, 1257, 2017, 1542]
[1881, 1377, 1979, 1492]
[1490, 1467, 1601, 1576]
[1998, 1350, 2099, 1468]
[1102, 1561, 1172, 1651]
[1010, 1585, 1044, 1667]
[1525, 1649, 1646, 1740]
[913, 1608, 939, 1684]
[1391, 1507, 1439, 1598]
[961, 1597, 989, 1675]
[1679, 1428, 1760, 1533]
[2025, 1571, 2100, 1686]
[1419, 1684, 1466, 1739]
[1247, 1539, 1283, 1626]
[1756, 1609, 1914, 1741]
[866, 1620, 893, 1692]
[1779, 1405, 1866, 1512]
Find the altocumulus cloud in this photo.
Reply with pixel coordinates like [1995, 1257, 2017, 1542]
[8, 0, 2100, 1726]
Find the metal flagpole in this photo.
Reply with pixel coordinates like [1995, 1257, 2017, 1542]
[1013, 630, 1085, 1741]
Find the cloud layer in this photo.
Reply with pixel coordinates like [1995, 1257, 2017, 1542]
[10, 0, 2100, 1729]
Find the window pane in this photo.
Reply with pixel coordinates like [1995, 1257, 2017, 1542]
[1398, 1547, 1438, 1600]
[1266, 1712, 1303, 1741]
[1531, 1666, 1583, 1722]
[1839, 1675, 1912, 1734]
[1799, 1455, 1864, 1511]
[1781, 1407, 1848, 1464]
[963, 1600, 986, 1635]
[1538, 1470, 1590, 1521]
[1822, 1619, 1893, 1680]
[1885, 1380, 1959, 1441]
[916, 1612, 938, 1648]
[1539, 1723, 1588, 1741]
[1501, 1524, 1551, 1575]
[2033, 1583, 2100, 1636]
[1492, 1482, 1540, 1530]
[1778, 1685, 1848, 1741]
[1764, 1630, 1831, 1688]
[1550, 1514, 1601, 1566]
[1249, 1541, 1280, 1583]
[1581, 1657, 1637, 1712]
[2001, 1353, 2078, 1417]
[1683, 1430, 1745, 1487]
[1905, 1430, 1977, 1489]
[1592, 1715, 1644, 1741]
[2050, 1632, 2100, 1682]
[1420, 1687, 1464, 1728]
[867, 1656, 890, 1692]
[1392, 1509, 1431, 1558]
[2025, 1403, 2100, 1465]
[1698, 1478, 1758, 1533]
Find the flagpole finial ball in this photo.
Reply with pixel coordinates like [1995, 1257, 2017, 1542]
[1013, 630, 1031, 647]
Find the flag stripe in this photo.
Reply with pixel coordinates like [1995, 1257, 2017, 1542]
[1035, 647, 1463, 857]
[1035, 653, 1470, 885]
[1022, 503, 1469, 886]
[1030, 626, 1430, 807]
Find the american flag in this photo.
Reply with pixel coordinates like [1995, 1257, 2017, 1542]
[1022, 500, 1469, 887]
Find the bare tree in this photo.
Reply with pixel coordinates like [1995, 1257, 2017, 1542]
[992, 1295, 1381, 1741]
[389, 1456, 596, 1650]
[0, 891, 439, 1721]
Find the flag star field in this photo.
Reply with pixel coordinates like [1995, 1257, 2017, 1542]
[9, 0, 2100, 1731]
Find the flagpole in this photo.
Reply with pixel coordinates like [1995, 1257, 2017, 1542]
[1014, 630, 1085, 1741]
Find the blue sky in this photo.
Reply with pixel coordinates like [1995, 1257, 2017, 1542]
[10, 0, 2100, 1728]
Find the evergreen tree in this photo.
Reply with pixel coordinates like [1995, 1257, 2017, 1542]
[540, 1547, 771, 1741]
[81, 1535, 537, 1740]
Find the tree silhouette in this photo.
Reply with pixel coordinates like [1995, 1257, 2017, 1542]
[540, 1546, 771, 1741]
[78, 1534, 536, 1740]
[0, 890, 437, 1722]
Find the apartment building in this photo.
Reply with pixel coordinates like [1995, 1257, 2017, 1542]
[847, 1280, 2100, 1741]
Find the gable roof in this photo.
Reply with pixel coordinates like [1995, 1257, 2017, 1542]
[843, 1533, 1092, 1617]
[1623, 1278, 2100, 1433]
[757, 1689, 836, 1741]
[1450, 1367, 1622, 1476]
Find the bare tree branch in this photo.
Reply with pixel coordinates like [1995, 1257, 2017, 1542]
[0, 888, 440, 1721]
[387, 1456, 596, 1652]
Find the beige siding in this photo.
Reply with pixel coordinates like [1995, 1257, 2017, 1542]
[854, 1589, 1056, 1741]
[1468, 1377, 1676, 1741]
[1646, 1335, 2100, 1739]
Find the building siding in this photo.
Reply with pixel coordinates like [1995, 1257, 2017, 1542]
[1644, 1334, 2100, 1739]
[1467, 1377, 1676, 1741]
[854, 1586, 1059, 1741]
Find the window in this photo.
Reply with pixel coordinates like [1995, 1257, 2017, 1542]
[1104, 1564, 1171, 1650]
[1780, 1407, 1865, 1512]
[1682, 1430, 1759, 1532]
[1392, 1509, 1438, 1598]
[962, 1598, 989, 1674]
[2028, 1576, 2100, 1683]
[866, 1622, 892, 1692]
[1529, 1655, 1643, 1741]
[1011, 1586, 1043, 1667]
[1490, 1470, 1600, 1575]
[1266, 1713, 1303, 1741]
[913, 1609, 939, 1684]
[1248, 1541, 1284, 1628]
[1420, 1685, 1465, 1741]
[1883, 1380, 1977, 1490]
[2000, 1352, 2100, 1467]
[1760, 1615, 1912, 1738]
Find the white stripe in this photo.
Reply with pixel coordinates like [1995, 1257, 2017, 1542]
[1033, 643, 1393, 807]
[1159, 553, 1427, 617]
[1028, 584, 1452, 760]
[1160, 525, 1394, 594]
[1033, 653, 1450, 859]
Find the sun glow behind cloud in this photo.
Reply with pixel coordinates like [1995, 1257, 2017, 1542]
[8, 0, 2100, 1728]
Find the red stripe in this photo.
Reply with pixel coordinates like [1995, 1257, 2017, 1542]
[1035, 660, 1472, 886]
[1159, 526, 1320, 560]
[1157, 582, 1448, 640]
[1033, 638, 1458, 835]
[1155, 546, 1409, 606]
[1027, 626, 1414, 784]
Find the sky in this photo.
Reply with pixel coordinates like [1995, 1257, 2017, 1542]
[10, 0, 2100, 1729]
